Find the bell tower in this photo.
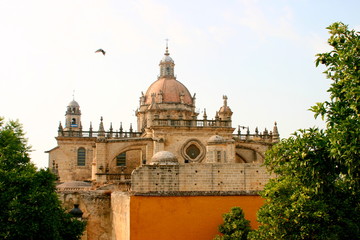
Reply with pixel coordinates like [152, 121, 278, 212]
[159, 42, 175, 78]
[64, 99, 82, 131]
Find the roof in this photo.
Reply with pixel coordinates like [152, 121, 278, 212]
[145, 77, 193, 105]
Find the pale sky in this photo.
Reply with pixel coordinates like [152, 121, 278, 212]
[1, 0, 359, 168]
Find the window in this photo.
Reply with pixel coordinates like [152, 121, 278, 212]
[77, 148, 86, 166]
[71, 118, 78, 127]
[217, 151, 221, 162]
[186, 144, 200, 160]
[181, 139, 206, 163]
[116, 152, 126, 166]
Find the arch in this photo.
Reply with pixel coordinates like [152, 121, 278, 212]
[235, 145, 265, 163]
[108, 145, 147, 165]
[107, 143, 150, 172]
[235, 152, 247, 163]
[77, 147, 86, 166]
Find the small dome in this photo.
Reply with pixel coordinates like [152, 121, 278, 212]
[161, 55, 174, 63]
[68, 100, 80, 107]
[207, 135, 225, 144]
[150, 151, 178, 165]
[219, 105, 232, 113]
[56, 181, 91, 190]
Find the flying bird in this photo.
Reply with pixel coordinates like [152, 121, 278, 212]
[95, 49, 106, 55]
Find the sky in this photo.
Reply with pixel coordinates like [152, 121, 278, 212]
[0, 0, 359, 169]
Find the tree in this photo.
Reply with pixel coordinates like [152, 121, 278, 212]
[214, 207, 251, 240]
[314, 22, 360, 193]
[249, 22, 360, 240]
[0, 117, 86, 240]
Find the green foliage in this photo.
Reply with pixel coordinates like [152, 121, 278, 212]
[0, 117, 86, 240]
[214, 207, 251, 240]
[250, 22, 360, 240]
[249, 129, 359, 239]
[314, 22, 360, 192]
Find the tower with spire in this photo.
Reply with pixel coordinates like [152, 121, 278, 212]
[159, 41, 175, 78]
[64, 99, 82, 132]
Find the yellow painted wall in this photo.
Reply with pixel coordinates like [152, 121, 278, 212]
[130, 195, 263, 240]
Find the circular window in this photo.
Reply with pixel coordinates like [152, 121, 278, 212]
[186, 144, 200, 159]
[181, 139, 205, 163]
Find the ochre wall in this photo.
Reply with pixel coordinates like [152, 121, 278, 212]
[130, 195, 263, 240]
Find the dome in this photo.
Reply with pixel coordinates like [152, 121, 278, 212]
[207, 135, 225, 144]
[56, 181, 91, 190]
[161, 55, 174, 63]
[219, 105, 232, 113]
[144, 78, 193, 105]
[68, 100, 80, 107]
[150, 151, 179, 165]
[218, 95, 232, 114]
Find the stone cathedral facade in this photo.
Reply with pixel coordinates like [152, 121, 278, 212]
[47, 46, 279, 240]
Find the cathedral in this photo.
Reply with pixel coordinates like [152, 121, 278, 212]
[47, 46, 279, 240]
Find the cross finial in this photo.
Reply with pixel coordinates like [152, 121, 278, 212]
[223, 95, 228, 106]
[165, 38, 169, 55]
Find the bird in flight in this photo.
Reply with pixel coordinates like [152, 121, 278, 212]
[95, 49, 106, 55]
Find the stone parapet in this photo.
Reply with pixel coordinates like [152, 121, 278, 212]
[131, 163, 271, 193]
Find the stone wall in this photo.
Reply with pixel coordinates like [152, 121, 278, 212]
[49, 137, 95, 182]
[111, 192, 130, 240]
[59, 190, 112, 240]
[131, 163, 270, 193]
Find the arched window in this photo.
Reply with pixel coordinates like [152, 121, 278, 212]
[77, 148, 86, 166]
[116, 152, 126, 166]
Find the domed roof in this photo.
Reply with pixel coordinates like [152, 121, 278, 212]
[161, 55, 174, 63]
[56, 181, 91, 190]
[144, 78, 193, 105]
[150, 151, 179, 165]
[68, 100, 80, 107]
[219, 105, 232, 113]
[207, 135, 226, 144]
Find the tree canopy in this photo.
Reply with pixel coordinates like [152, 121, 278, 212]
[214, 207, 251, 240]
[0, 117, 86, 240]
[249, 22, 360, 240]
